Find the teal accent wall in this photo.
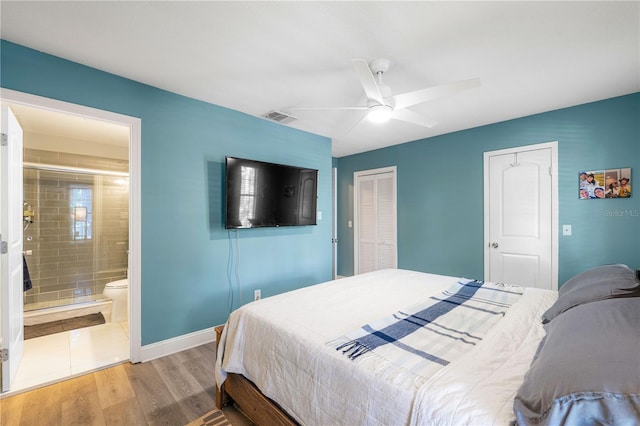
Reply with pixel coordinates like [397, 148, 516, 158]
[336, 93, 640, 285]
[1, 40, 333, 344]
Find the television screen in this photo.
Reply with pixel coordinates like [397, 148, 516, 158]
[225, 157, 318, 229]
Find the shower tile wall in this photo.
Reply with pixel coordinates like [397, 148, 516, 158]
[23, 148, 129, 310]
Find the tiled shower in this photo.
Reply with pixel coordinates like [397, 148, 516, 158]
[23, 148, 129, 313]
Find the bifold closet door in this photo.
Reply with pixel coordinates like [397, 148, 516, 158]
[354, 167, 397, 274]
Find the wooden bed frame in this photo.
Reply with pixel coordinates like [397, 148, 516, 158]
[215, 326, 298, 426]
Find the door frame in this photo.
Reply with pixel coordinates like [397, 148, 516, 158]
[353, 165, 397, 275]
[331, 167, 337, 279]
[483, 141, 558, 290]
[0, 88, 143, 363]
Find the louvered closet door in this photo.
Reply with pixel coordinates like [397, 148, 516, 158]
[355, 167, 397, 274]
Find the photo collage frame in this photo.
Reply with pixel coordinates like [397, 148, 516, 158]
[579, 168, 631, 199]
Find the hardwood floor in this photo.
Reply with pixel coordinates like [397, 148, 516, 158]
[0, 342, 252, 426]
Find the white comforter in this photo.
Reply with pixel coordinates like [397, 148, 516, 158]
[215, 269, 556, 426]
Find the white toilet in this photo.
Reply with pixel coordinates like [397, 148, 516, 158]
[103, 278, 129, 322]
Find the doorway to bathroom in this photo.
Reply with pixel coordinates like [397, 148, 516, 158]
[0, 89, 141, 395]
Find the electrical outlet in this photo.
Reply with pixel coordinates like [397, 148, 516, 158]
[254, 289, 261, 301]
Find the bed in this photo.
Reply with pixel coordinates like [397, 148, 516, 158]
[215, 266, 640, 425]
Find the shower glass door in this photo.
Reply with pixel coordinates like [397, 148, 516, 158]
[22, 159, 129, 315]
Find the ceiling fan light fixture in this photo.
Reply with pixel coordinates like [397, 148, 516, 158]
[367, 104, 393, 123]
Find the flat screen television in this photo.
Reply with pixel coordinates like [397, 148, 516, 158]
[225, 156, 318, 229]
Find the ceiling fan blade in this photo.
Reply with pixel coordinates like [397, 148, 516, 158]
[392, 108, 438, 128]
[288, 106, 367, 111]
[393, 78, 481, 109]
[341, 111, 370, 135]
[352, 59, 384, 105]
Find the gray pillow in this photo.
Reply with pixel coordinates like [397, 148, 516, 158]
[514, 297, 640, 425]
[542, 264, 640, 323]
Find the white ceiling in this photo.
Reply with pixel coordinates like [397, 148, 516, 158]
[7, 104, 130, 149]
[1, 1, 638, 157]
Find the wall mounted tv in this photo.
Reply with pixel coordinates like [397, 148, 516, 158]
[225, 156, 318, 229]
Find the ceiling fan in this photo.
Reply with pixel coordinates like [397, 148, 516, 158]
[289, 58, 481, 129]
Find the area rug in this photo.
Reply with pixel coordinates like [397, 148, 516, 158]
[186, 408, 231, 426]
[24, 312, 106, 339]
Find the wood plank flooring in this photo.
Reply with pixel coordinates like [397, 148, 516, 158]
[0, 342, 252, 426]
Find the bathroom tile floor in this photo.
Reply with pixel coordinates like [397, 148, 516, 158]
[7, 321, 129, 396]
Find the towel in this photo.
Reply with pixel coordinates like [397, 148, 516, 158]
[23, 255, 32, 291]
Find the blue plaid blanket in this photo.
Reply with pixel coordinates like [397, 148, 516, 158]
[328, 279, 524, 385]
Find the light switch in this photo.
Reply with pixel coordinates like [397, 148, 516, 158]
[348, 220, 353, 228]
[562, 224, 572, 236]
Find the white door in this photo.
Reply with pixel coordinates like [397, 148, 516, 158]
[1, 105, 25, 392]
[484, 142, 557, 290]
[354, 166, 397, 274]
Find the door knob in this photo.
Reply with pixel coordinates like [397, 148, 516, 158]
[491, 242, 499, 248]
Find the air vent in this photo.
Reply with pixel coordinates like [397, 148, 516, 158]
[261, 110, 297, 124]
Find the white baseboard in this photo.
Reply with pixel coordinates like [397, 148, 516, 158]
[138, 326, 220, 363]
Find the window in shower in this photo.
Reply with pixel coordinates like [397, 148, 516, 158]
[71, 186, 93, 240]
